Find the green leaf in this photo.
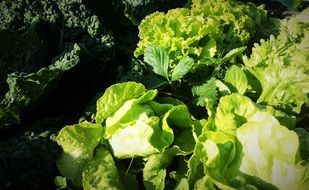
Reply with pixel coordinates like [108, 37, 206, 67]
[95, 82, 146, 124]
[193, 176, 217, 190]
[187, 154, 204, 188]
[294, 128, 309, 160]
[0, 43, 80, 128]
[271, 0, 302, 9]
[144, 44, 169, 79]
[175, 178, 190, 190]
[237, 121, 309, 190]
[54, 176, 67, 190]
[195, 131, 237, 183]
[56, 121, 103, 187]
[192, 78, 217, 107]
[143, 148, 179, 190]
[172, 57, 194, 81]
[243, 9, 309, 114]
[215, 79, 231, 96]
[107, 117, 160, 158]
[173, 129, 196, 154]
[220, 47, 246, 64]
[165, 105, 196, 153]
[224, 65, 248, 94]
[82, 146, 124, 190]
[104, 99, 155, 139]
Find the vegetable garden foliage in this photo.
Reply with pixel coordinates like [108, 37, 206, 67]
[0, 0, 308, 189]
[0, 0, 115, 128]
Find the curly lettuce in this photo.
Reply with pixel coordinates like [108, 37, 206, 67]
[134, 0, 276, 65]
[243, 8, 309, 114]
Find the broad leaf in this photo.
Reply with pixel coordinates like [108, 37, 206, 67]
[95, 82, 146, 124]
[192, 78, 217, 107]
[224, 65, 248, 94]
[237, 121, 309, 190]
[82, 146, 124, 189]
[56, 121, 103, 187]
[172, 57, 194, 81]
[143, 148, 179, 190]
[144, 44, 169, 79]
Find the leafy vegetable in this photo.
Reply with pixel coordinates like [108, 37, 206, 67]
[56, 82, 199, 188]
[224, 65, 248, 95]
[0, 44, 81, 128]
[135, 0, 276, 65]
[56, 121, 103, 187]
[2, 0, 308, 189]
[243, 8, 309, 114]
[143, 147, 180, 190]
[171, 57, 195, 81]
[0, 118, 63, 190]
[95, 81, 146, 124]
[143, 44, 194, 83]
[0, 0, 115, 128]
[237, 121, 308, 190]
[82, 146, 124, 190]
[144, 45, 170, 80]
[189, 94, 309, 189]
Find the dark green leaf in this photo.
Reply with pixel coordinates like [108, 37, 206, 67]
[144, 45, 169, 79]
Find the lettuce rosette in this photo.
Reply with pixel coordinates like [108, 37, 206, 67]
[55, 81, 200, 188]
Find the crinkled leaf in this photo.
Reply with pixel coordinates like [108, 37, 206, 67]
[237, 121, 309, 190]
[165, 105, 193, 129]
[143, 147, 180, 190]
[150, 113, 174, 152]
[108, 117, 160, 158]
[104, 99, 155, 139]
[195, 131, 237, 183]
[82, 146, 124, 190]
[192, 77, 217, 107]
[135, 0, 275, 65]
[56, 121, 103, 187]
[215, 93, 279, 133]
[224, 65, 248, 95]
[95, 82, 146, 124]
[144, 44, 169, 79]
[165, 105, 196, 153]
[243, 9, 309, 114]
[172, 57, 194, 81]
[0, 43, 80, 128]
[187, 154, 205, 188]
[193, 176, 217, 190]
[173, 129, 195, 154]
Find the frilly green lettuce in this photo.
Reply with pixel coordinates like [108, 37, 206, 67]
[243, 8, 309, 114]
[135, 0, 274, 65]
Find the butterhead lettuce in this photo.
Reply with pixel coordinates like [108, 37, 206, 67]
[56, 82, 199, 187]
[188, 93, 309, 189]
